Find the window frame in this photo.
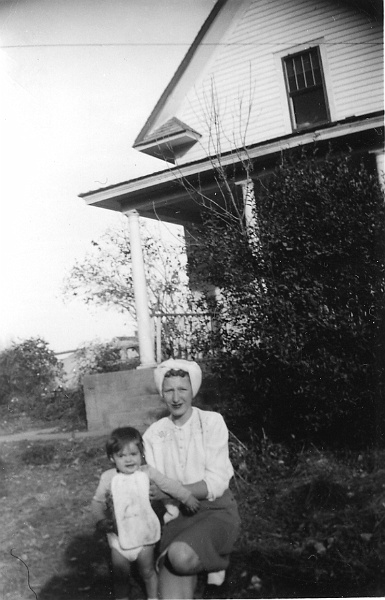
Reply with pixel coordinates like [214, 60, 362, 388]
[282, 46, 330, 132]
[274, 40, 335, 134]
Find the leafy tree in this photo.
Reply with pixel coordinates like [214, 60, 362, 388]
[188, 150, 385, 448]
[0, 337, 63, 409]
[62, 218, 194, 322]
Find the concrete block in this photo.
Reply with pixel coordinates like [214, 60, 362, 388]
[83, 368, 164, 432]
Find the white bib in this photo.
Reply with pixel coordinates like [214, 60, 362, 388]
[111, 471, 161, 550]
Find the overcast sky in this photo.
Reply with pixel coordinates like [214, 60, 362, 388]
[0, 0, 214, 352]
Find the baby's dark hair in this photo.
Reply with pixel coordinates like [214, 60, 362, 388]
[164, 369, 189, 379]
[106, 426, 144, 462]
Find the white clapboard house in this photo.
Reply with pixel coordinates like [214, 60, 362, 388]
[80, 0, 384, 367]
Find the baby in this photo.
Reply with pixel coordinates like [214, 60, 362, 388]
[91, 426, 199, 600]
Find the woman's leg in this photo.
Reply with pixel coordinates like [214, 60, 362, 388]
[110, 548, 131, 600]
[136, 545, 158, 600]
[158, 541, 202, 600]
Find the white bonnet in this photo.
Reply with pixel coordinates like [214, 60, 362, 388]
[154, 358, 202, 398]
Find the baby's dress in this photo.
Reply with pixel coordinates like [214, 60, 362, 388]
[109, 471, 161, 561]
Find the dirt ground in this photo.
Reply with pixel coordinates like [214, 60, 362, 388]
[1, 425, 384, 600]
[0, 431, 246, 600]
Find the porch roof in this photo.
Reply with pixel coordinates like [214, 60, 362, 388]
[79, 111, 384, 225]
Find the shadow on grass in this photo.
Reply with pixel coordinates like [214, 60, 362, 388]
[35, 528, 385, 599]
[39, 532, 147, 600]
[37, 530, 241, 600]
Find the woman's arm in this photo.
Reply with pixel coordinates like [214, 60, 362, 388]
[182, 480, 208, 500]
[145, 465, 196, 503]
[149, 478, 208, 501]
[200, 412, 234, 501]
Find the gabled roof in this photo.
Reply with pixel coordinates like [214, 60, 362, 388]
[133, 0, 250, 160]
[132, 0, 382, 163]
[139, 117, 200, 145]
[133, 117, 202, 163]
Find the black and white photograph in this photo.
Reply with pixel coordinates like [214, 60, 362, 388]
[0, 1, 384, 598]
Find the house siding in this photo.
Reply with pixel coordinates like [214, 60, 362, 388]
[173, 0, 383, 164]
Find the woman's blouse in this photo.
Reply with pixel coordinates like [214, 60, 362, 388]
[143, 407, 234, 501]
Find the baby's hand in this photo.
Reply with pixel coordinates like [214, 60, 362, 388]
[96, 518, 115, 534]
[184, 494, 200, 513]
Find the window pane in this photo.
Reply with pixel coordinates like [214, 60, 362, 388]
[313, 66, 322, 86]
[310, 49, 320, 69]
[309, 50, 322, 84]
[285, 59, 297, 92]
[302, 53, 315, 87]
[294, 56, 305, 89]
[292, 88, 328, 129]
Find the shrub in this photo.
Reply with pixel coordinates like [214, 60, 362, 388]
[72, 339, 140, 385]
[189, 150, 385, 448]
[40, 387, 87, 427]
[0, 337, 63, 411]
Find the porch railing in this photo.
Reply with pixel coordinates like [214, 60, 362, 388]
[153, 312, 215, 363]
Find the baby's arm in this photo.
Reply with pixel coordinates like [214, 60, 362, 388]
[91, 471, 115, 532]
[144, 465, 200, 513]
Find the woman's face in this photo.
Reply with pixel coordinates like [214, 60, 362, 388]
[162, 375, 193, 426]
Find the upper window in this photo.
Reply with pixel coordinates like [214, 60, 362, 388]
[283, 47, 330, 131]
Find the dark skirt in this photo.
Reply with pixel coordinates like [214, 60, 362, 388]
[159, 489, 240, 572]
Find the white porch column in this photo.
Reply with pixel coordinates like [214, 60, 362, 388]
[373, 149, 385, 189]
[240, 177, 255, 231]
[237, 178, 259, 247]
[125, 210, 156, 368]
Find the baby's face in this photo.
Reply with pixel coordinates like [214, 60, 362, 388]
[111, 442, 142, 474]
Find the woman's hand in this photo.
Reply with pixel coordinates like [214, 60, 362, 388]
[184, 494, 200, 513]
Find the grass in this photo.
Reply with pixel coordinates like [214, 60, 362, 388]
[0, 436, 112, 600]
[227, 435, 385, 598]
[0, 430, 384, 599]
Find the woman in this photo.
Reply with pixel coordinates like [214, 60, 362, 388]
[143, 358, 240, 600]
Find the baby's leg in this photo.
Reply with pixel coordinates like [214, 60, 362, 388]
[111, 547, 131, 600]
[136, 545, 158, 600]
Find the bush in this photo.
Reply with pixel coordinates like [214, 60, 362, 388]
[39, 387, 87, 427]
[189, 149, 385, 448]
[72, 339, 140, 386]
[0, 337, 63, 411]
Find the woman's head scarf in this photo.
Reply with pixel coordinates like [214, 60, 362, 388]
[154, 358, 202, 398]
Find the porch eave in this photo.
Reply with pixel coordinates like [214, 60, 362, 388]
[79, 111, 384, 224]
